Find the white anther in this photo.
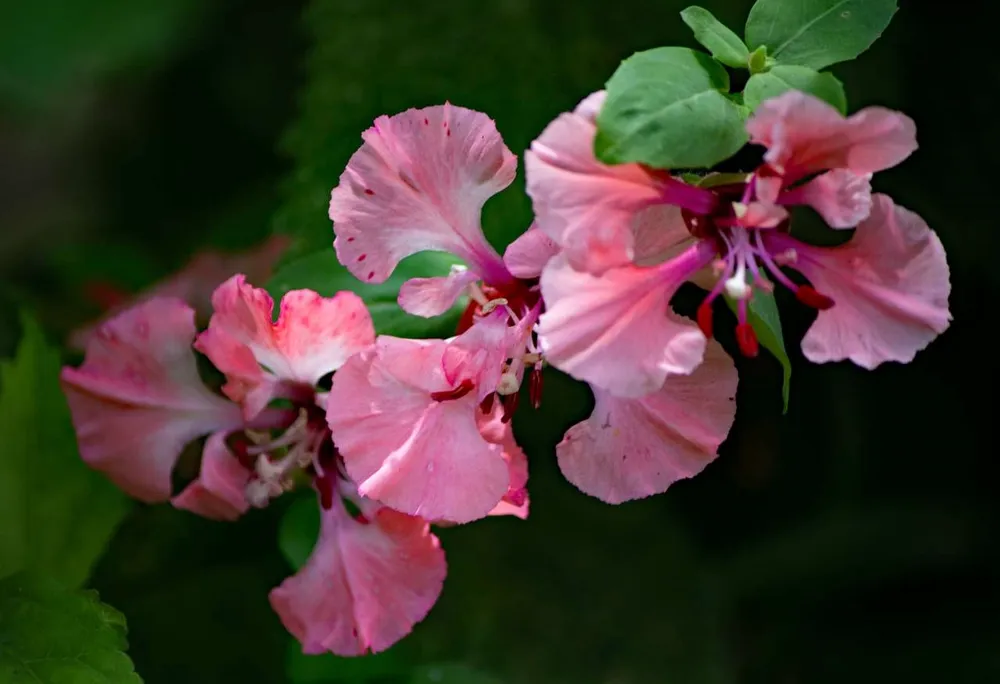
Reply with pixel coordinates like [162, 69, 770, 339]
[255, 454, 284, 481]
[724, 274, 751, 300]
[732, 202, 748, 218]
[480, 297, 508, 314]
[496, 372, 521, 395]
[245, 479, 273, 508]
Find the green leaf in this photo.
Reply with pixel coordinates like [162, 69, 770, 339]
[0, 313, 131, 586]
[725, 286, 791, 412]
[0, 573, 142, 683]
[747, 45, 769, 74]
[266, 251, 465, 339]
[745, 0, 898, 70]
[744, 65, 847, 114]
[594, 47, 748, 170]
[680, 6, 750, 69]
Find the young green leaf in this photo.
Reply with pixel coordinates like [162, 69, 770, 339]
[266, 251, 465, 339]
[725, 286, 792, 412]
[680, 6, 750, 69]
[0, 313, 131, 586]
[0, 573, 142, 684]
[745, 0, 898, 70]
[744, 65, 847, 113]
[595, 47, 748, 169]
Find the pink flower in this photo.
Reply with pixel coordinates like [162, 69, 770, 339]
[330, 103, 519, 316]
[69, 235, 288, 350]
[502, 222, 560, 280]
[171, 431, 252, 521]
[195, 275, 375, 419]
[763, 194, 951, 368]
[538, 245, 713, 397]
[533, 90, 948, 386]
[60, 298, 244, 502]
[270, 487, 446, 656]
[525, 91, 717, 274]
[557, 340, 737, 503]
[326, 329, 514, 524]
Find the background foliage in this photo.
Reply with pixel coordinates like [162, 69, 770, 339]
[1, 0, 997, 682]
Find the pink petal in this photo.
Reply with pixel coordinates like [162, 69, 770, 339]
[538, 250, 711, 398]
[768, 194, 951, 369]
[199, 276, 375, 413]
[270, 499, 446, 656]
[171, 432, 251, 521]
[557, 341, 737, 504]
[441, 308, 511, 402]
[487, 427, 530, 520]
[327, 337, 509, 524]
[502, 222, 560, 279]
[330, 104, 516, 285]
[557, 342, 736, 503]
[398, 266, 479, 317]
[785, 169, 873, 229]
[631, 205, 693, 267]
[525, 91, 665, 274]
[193, 325, 274, 419]
[60, 298, 243, 502]
[68, 236, 288, 351]
[747, 91, 917, 180]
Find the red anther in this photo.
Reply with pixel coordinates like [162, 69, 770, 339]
[735, 323, 759, 358]
[431, 379, 475, 402]
[795, 284, 835, 310]
[228, 434, 256, 470]
[529, 367, 544, 409]
[479, 393, 496, 413]
[697, 300, 715, 339]
[315, 473, 335, 510]
[501, 391, 519, 423]
[354, 513, 370, 525]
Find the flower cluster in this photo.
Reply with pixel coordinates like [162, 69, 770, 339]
[60, 89, 950, 657]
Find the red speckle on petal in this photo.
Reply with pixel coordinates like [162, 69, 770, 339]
[364, 188, 374, 196]
[357, 254, 367, 262]
[424, 118, 429, 125]
[367, 271, 375, 280]
[446, 128, 451, 137]
[346, 236, 354, 242]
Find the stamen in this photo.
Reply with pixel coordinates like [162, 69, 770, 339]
[528, 364, 544, 409]
[697, 300, 715, 339]
[431, 379, 475, 402]
[795, 284, 835, 310]
[735, 323, 759, 357]
[501, 391, 519, 423]
[497, 372, 520, 396]
[480, 297, 509, 314]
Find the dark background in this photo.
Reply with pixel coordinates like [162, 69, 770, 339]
[1, 1, 997, 682]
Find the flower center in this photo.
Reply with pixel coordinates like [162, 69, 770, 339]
[682, 177, 836, 356]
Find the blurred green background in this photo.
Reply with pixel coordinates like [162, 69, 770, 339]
[1, 0, 997, 682]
